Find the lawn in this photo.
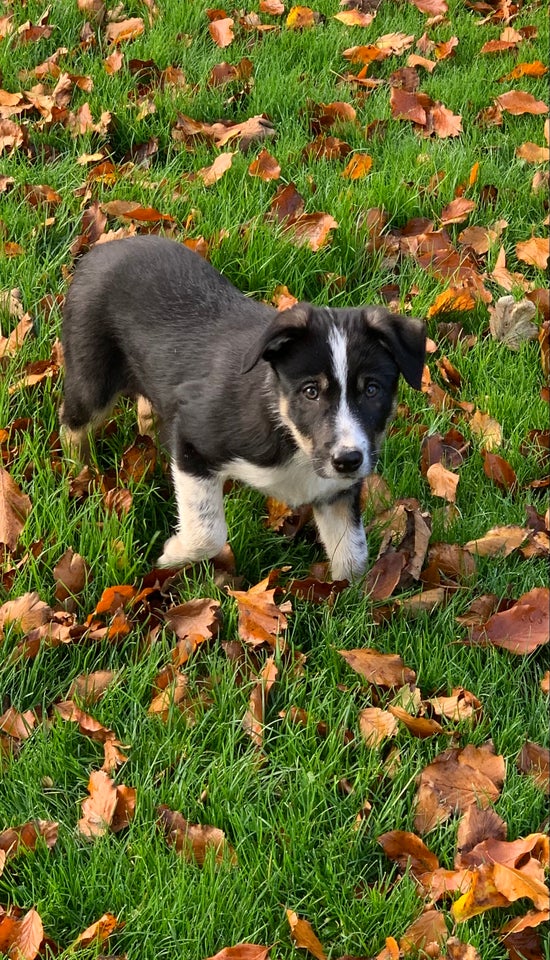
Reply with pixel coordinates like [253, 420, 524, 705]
[0, 0, 548, 958]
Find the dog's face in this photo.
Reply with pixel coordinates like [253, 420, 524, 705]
[242, 304, 426, 482]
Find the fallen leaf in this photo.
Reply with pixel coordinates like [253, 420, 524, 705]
[228, 575, 290, 649]
[359, 707, 398, 747]
[0, 468, 32, 551]
[400, 908, 448, 953]
[78, 769, 118, 838]
[464, 524, 528, 557]
[517, 742, 549, 794]
[482, 450, 517, 493]
[0, 592, 52, 636]
[286, 910, 326, 960]
[286, 6, 316, 29]
[283, 212, 338, 251]
[248, 149, 281, 180]
[242, 656, 278, 748]
[516, 141, 550, 163]
[53, 548, 89, 601]
[205, 947, 271, 960]
[426, 462, 460, 502]
[469, 410, 503, 451]
[495, 90, 548, 116]
[516, 237, 549, 270]
[341, 153, 373, 179]
[414, 743, 505, 834]
[339, 648, 416, 687]
[456, 805, 507, 866]
[105, 17, 144, 44]
[501, 61, 548, 81]
[489, 295, 539, 349]
[157, 804, 236, 865]
[388, 704, 445, 738]
[72, 913, 121, 947]
[333, 10, 376, 26]
[469, 587, 549, 654]
[0, 706, 37, 740]
[0, 821, 58, 861]
[209, 17, 234, 47]
[377, 830, 439, 877]
[440, 198, 476, 225]
[67, 670, 117, 703]
[427, 287, 476, 316]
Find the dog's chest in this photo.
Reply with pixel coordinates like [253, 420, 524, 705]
[223, 453, 352, 507]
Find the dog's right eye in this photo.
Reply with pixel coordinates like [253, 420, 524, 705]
[302, 383, 319, 400]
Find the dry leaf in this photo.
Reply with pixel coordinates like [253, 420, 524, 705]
[339, 648, 416, 687]
[377, 830, 439, 876]
[489, 296, 538, 349]
[205, 947, 271, 960]
[209, 17, 234, 47]
[469, 587, 549, 655]
[464, 524, 528, 557]
[359, 707, 398, 747]
[105, 17, 144, 44]
[242, 656, 278, 748]
[414, 743, 505, 834]
[248, 149, 281, 180]
[72, 913, 121, 947]
[0, 468, 32, 551]
[517, 742, 550, 793]
[516, 237, 549, 270]
[157, 804, 236, 865]
[426, 462, 459, 502]
[286, 910, 326, 960]
[53, 548, 89, 601]
[495, 90, 547, 116]
[341, 153, 373, 179]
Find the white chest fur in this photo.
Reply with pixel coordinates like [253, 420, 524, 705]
[223, 451, 355, 507]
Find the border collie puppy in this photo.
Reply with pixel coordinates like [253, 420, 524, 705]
[60, 236, 425, 581]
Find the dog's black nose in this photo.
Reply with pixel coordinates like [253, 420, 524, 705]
[332, 449, 363, 473]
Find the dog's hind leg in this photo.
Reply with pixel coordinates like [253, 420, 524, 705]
[158, 463, 228, 567]
[313, 485, 367, 582]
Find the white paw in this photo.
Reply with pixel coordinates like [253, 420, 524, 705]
[157, 535, 197, 568]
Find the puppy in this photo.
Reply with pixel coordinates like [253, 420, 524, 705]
[60, 236, 425, 581]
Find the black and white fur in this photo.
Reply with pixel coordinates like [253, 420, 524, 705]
[60, 236, 425, 580]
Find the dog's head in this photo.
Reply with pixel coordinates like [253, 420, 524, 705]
[241, 303, 426, 482]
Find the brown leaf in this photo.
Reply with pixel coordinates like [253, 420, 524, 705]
[469, 587, 549, 654]
[516, 237, 549, 270]
[364, 549, 407, 600]
[516, 141, 550, 163]
[452, 860, 549, 921]
[501, 61, 548, 81]
[105, 17, 144, 44]
[333, 10, 376, 26]
[209, 17, 234, 47]
[517, 742, 550, 794]
[469, 410, 503, 451]
[67, 671, 117, 703]
[228, 576, 290, 649]
[53, 548, 89, 601]
[426, 462, 459, 502]
[268, 182, 305, 222]
[157, 804, 236, 865]
[339, 648, 416, 687]
[414, 743, 504, 834]
[455, 805, 508, 870]
[495, 90, 548, 116]
[426, 687, 482, 724]
[248, 149, 281, 180]
[78, 770, 118, 837]
[482, 450, 517, 492]
[440, 198, 476, 225]
[242, 656, 278, 748]
[0, 908, 44, 959]
[359, 707, 398, 747]
[463, 524, 528, 557]
[388, 704, 444, 738]
[283, 212, 338, 251]
[0, 706, 37, 740]
[0, 821, 58, 861]
[427, 287, 476, 316]
[377, 830, 439, 876]
[72, 913, 121, 948]
[286, 910, 326, 960]
[0, 468, 31, 551]
[400, 908, 448, 953]
[205, 947, 271, 960]
[260, 0, 285, 12]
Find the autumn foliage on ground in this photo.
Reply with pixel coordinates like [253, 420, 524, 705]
[0, 0, 548, 957]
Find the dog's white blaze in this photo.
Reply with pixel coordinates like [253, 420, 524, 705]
[158, 463, 227, 566]
[327, 326, 371, 469]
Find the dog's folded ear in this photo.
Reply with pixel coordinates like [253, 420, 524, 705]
[363, 307, 426, 390]
[241, 303, 311, 373]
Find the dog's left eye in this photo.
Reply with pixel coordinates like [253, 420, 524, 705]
[302, 383, 319, 400]
[365, 382, 379, 398]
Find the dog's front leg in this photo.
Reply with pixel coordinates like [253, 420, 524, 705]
[158, 463, 227, 568]
[312, 485, 367, 582]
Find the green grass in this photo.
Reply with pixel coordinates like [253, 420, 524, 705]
[0, 0, 548, 957]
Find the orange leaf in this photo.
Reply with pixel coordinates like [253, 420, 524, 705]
[359, 707, 398, 747]
[516, 236, 549, 269]
[283, 212, 338, 251]
[426, 462, 459, 502]
[440, 197, 476, 225]
[242, 656, 278, 748]
[206, 947, 271, 960]
[286, 910, 326, 960]
[516, 141, 550, 163]
[427, 287, 476, 316]
[500, 60, 547, 81]
[333, 10, 376, 26]
[464, 524, 528, 557]
[157, 804, 237, 865]
[248, 148, 281, 180]
[105, 17, 145, 44]
[73, 913, 121, 947]
[482, 450, 517, 492]
[286, 6, 315, 29]
[495, 90, 548, 115]
[339, 648, 416, 687]
[78, 770, 118, 837]
[341, 153, 373, 179]
[469, 587, 549, 654]
[209, 17, 234, 47]
[378, 830, 439, 876]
